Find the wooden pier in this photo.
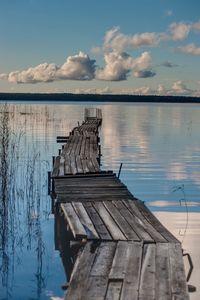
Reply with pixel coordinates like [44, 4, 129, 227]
[51, 108, 189, 300]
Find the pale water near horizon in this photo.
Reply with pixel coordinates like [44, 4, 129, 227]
[0, 101, 199, 299]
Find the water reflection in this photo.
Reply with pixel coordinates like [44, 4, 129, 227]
[0, 101, 199, 299]
[0, 104, 64, 300]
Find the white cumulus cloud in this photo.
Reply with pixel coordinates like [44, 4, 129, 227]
[169, 22, 191, 40]
[1, 52, 96, 84]
[176, 43, 200, 55]
[170, 80, 192, 95]
[96, 51, 155, 81]
[103, 26, 161, 52]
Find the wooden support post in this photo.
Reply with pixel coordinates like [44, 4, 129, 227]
[47, 171, 51, 195]
[118, 163, 123, 178]
[52, 156, 55, 168]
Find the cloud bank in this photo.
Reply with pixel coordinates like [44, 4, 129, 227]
[0, 51, 155, 83]
[0, 19, 200, 88]
[96, 51, 155, 81]
[2, 52, 96, 84]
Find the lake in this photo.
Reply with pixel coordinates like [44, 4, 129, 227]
[0, 101, 199, 300]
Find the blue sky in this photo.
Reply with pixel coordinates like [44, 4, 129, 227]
[0, 0, 200, 95]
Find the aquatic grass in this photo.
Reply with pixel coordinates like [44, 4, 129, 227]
[0, 104, 51, 299]
[172, 183, 189, 244]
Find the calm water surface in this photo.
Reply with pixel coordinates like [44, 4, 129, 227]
[0, 102, 199, 299]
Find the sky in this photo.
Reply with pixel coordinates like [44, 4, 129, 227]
[0, 0, 200, 96]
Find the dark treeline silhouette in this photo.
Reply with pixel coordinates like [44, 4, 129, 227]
[0, 93, 200, 103]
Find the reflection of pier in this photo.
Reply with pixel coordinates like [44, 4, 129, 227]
[51, 108, 189, 299]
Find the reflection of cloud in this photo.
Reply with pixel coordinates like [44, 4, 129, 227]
[101, 105, 151, 167]
[190, 171, 200, 186]
[149, 200, 200, 207]
[167, 162, 188, 181]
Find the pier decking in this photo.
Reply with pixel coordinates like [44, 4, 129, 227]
[51, 108, 189, 300]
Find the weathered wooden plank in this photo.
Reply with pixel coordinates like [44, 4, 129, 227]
[114, 201, 153, 242]
[57, 195, 130, 203]
[124, 200, 167, 242]
[109, 241, 130, 279]
[55, 188, 129, 195]
[105, 281, 122, 300]
[168, 243, 189, 299]
[138, 243, 156, 300]
[83, 242, 116, 300]
[64, 154, 72, 174]
[72, 202, 99, 240]
[52, 156, 60, 177]
[55, 177, 121, 185]
[81, 158, 90, 173]
[91, 155, 100, 172]
[70, 155, 77, 175]
[155, 243, 171, 300]
[53, 171, 115, 179]
[83, 202, 112, 240]
[90, 242, 116, 276]
[134, 199, 179, 243]
[65, 242, 97, 300]
[59, 156, 65, 176]
[85, 136, 90, 158]
[104, 201, 140, 241]
[86, 158, 96, 173]
[75, 135, 83, 156]
[76, 155, 83, 174]
[93, 202, 126, 241]
[80, 136, 86, 157]
[65, 135, 76, 155]
[61, 203, 87, 239]
[120, 242, 143, 300]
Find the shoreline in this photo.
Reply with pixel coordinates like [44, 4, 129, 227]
[0, 93, 200, 103]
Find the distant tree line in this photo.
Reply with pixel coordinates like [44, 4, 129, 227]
[0, 93, 200, 103]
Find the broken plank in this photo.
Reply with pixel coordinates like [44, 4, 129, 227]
[61, 203, 87, 239]
[105, 281, 122, 300]
[72, 202, 99, 240]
